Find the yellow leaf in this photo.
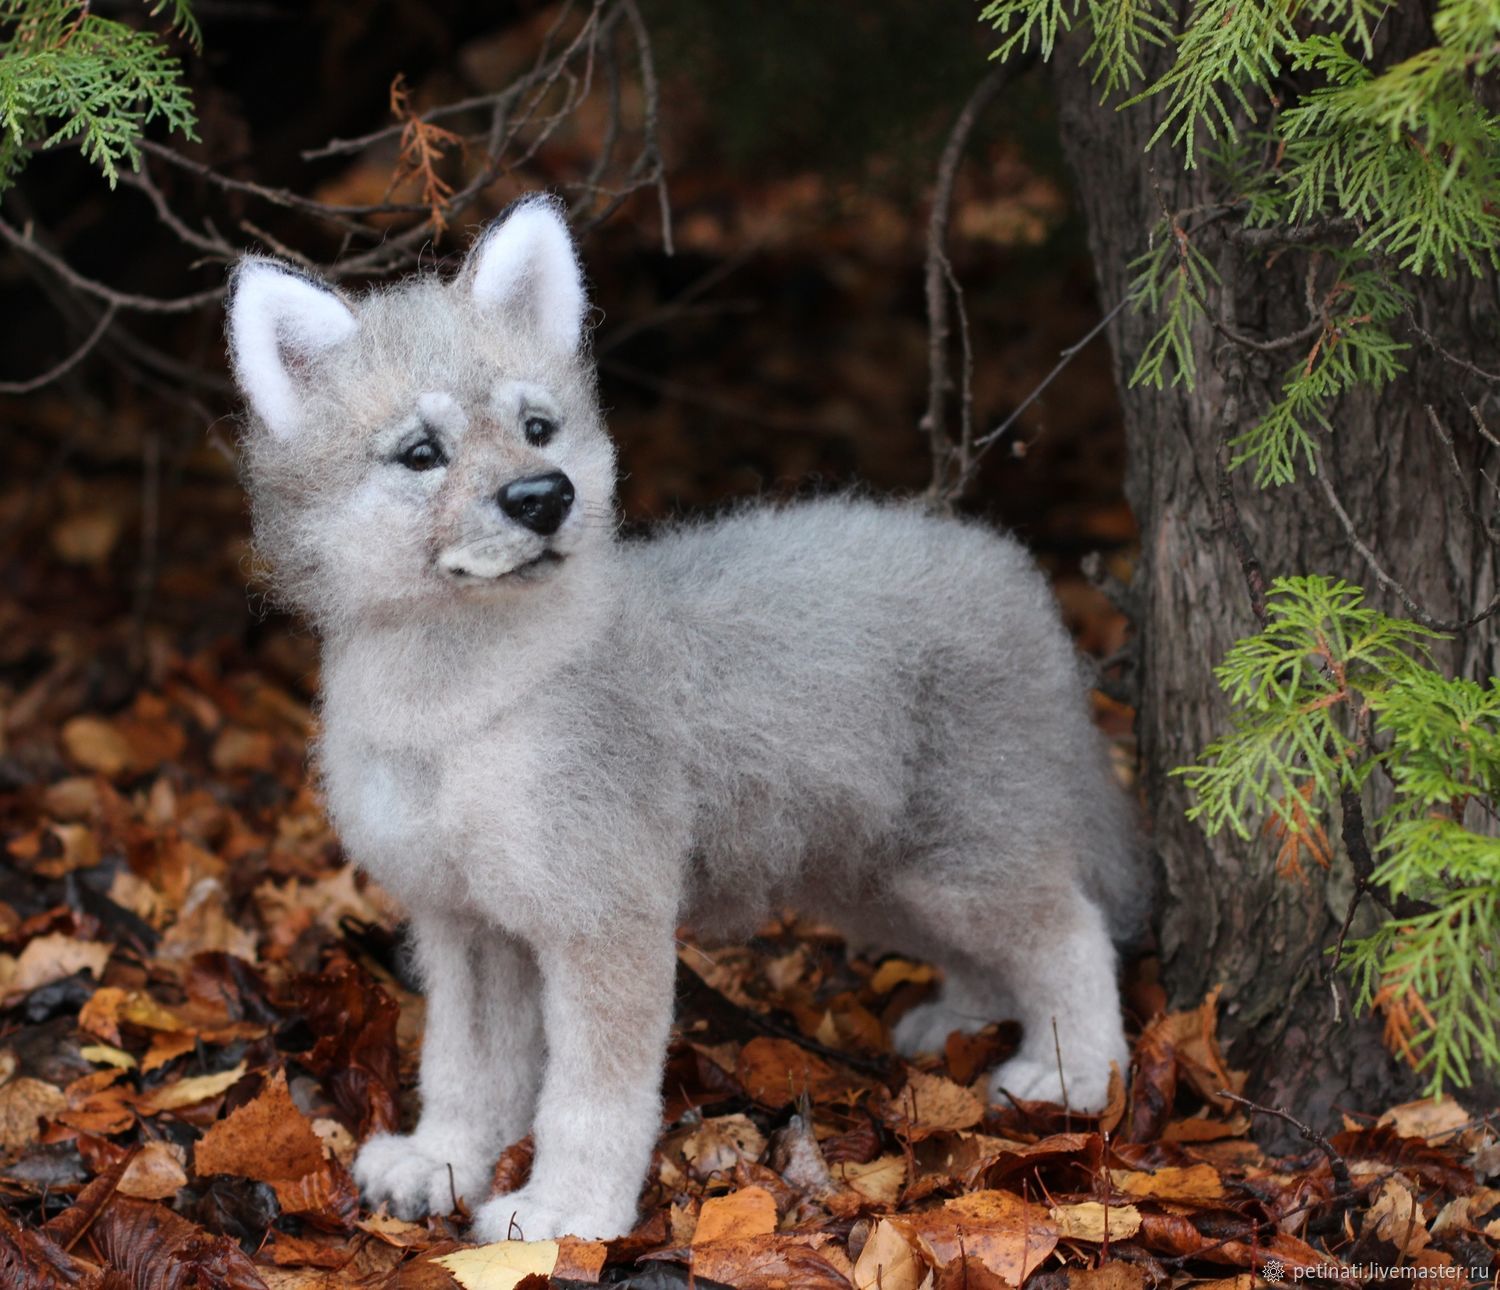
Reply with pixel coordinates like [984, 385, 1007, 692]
[834, 1154, 907, 1207]
[1049, 1200, 1143, 1241]
[80, 1044, 137, 1070]
[135, 1061, 246, 1114]
[434, 1240, 560, 1290]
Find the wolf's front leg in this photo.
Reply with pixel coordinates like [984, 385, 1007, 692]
[354, 913, 543, 1219]
[471, 920, 676, 1242]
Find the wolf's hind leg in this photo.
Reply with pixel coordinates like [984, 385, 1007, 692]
[354, 915, 543, 1219]
[890, 967, 1013, 1057]
[889, 869, 1127, 1113]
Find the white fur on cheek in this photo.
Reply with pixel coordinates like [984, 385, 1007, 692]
[229, 263, 357, 438]
[469, 201, 585, 353]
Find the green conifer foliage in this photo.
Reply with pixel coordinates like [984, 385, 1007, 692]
[0, 0, 198, 193]
[981, 0, 1500, 1089]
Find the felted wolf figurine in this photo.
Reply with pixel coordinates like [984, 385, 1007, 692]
[226, 194, 1146, 1243]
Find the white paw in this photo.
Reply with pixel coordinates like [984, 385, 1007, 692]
[353, 1130, 495, 1220]
[891, 1001, 981, 1057]
[472, 1184, 636, 1242]
[988, 1051, 1116, 1113]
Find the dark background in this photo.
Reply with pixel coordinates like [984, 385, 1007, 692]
[0, 0, 1132, 753]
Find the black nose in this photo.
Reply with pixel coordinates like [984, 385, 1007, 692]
[496, 471, 574, 536]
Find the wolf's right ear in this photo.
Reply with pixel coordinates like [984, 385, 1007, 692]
[227, 259, 357, 439]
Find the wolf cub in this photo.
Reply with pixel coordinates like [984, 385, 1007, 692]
[226, 196, 1144, 1242]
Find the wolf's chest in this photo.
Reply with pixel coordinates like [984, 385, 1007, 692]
[318, 733, 469, 906]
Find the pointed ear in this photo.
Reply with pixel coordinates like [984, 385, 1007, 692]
[466, 195, 586, 354]
[227, 258, 357, 438]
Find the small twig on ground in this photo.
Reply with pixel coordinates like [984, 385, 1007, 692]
[1219, 1090, 1355, 1204]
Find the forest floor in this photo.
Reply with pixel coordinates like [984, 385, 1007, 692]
[0, 453, 1496, 1290]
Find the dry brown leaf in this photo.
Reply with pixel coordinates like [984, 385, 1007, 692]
[1377, 1096, 1471, 1143]
[1161, 1114, 1250, 1143]
[0, 932, 112, 998]
[690, 1232, 854, 1290]
[194, 1069, 326, 1181]
[870, 959, 937, 994]
[60, 715, 132, 775]
[7, 821, 100, 876]
[900, 1189, 1059, 1286]
[0, 1076, 66, 1151]
[852, 1218, 926, 1290]
[736, 1037, 855, 1108]
[1112, 1163, 1227, 1202]
[158, 877, 258, 962]
[1066, 1264, 1149, 1290]
[884, 1069, 985, 1138]
[1364, 1176, 1430, 1255]
[554, 1236, 607, 1281]
[832, 1154, 906, 1207]
[693, 1185, 778, 1245]
[117, 1141, 189, 1200]
[1049, 1200, 1142, 1242]
[682, 1113, 769, 1181]
[211, 727, 278, 773]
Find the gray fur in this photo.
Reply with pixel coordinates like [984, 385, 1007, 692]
[227, 195, 1146, 1243]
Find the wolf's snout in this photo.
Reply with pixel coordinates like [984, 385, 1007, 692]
[497, 472, 574, 536]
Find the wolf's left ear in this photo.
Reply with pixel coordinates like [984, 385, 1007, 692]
[466, 195, 586, 354]
[227, 259, 357, 439]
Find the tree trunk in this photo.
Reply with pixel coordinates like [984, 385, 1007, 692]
[1046, 6, 1500, 1127]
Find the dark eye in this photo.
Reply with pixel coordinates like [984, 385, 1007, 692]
[524, 415, 557, 447]
[397, 437, 446, 472]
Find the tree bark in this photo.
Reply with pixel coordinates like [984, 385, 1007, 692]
[1046, 5, 1500, 1128]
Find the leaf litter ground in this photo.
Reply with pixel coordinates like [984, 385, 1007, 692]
[0, 480, 1495, 1290]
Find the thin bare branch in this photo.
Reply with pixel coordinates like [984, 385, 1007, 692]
[920, 61, 1016, 505]
[0, 214, 224, 313]
[0, 304, 117, 394]
[1315, 460, 1500, 631]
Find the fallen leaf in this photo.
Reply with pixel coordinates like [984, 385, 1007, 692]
[1378, 1096, 1472, 1143]
[554, 1236, 607, 1280]
[0, 1077, 66, 1151]
[900, 1189, 1059, 1286]
[117, 1141, 189, 1200]
[0, 933, 112, 998]
[79, 1043, 136, 1070]
[870, 960, 937, 994]
[690, 1232, 854, 1289]
[852, 1218, 925, 1290]
[435, 1240, 558, 1289]
[736, 1038, 855, 1109]
[693, 1185, 778, 1245]
[832, 1154, 906, 1207]
[1364, 1176, 1430, 1255]
[61, 716, 132, 776]
[1049, 1200, 1142, 1242]
[883, 1069, 985, 1138]
[135, 1061, 246, 1114]
[1112, 1163, 1226, 1202]
[193, 1070, 325, 1182]
[683, 1113, 769, 1181]
[1067, 1264, 1148, 1290]
[86, 1195, 269, 1289]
